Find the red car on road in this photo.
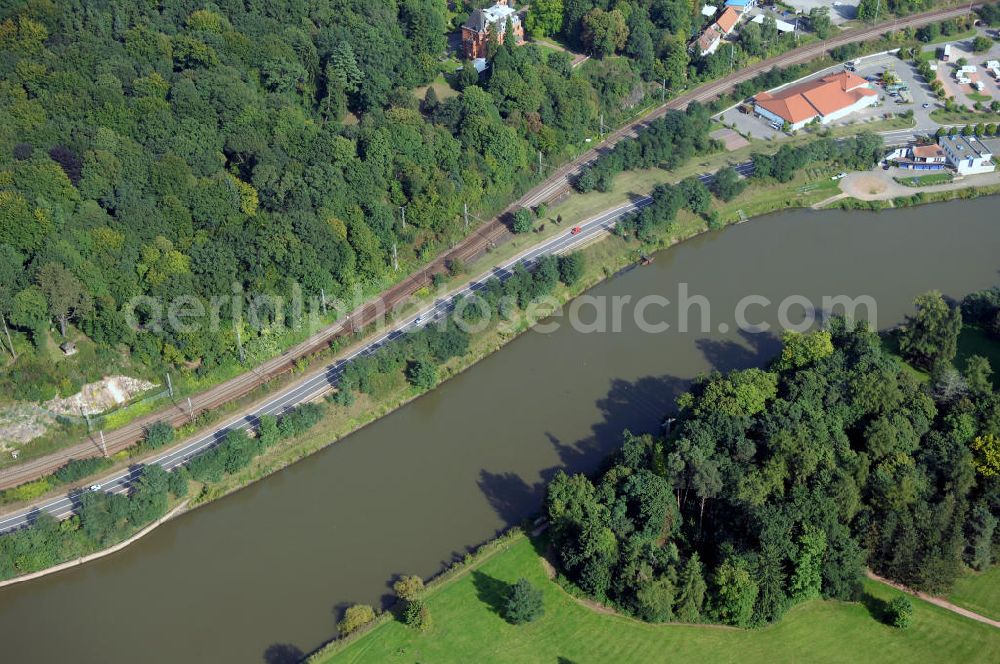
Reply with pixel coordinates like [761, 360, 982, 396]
[570, 226, 582, 235]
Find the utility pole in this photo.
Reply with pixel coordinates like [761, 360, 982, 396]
[661, 78, 666, 102]
[730, 43, 735, 72]
[400, 205, 407, 230]
[873, 0, 880, 26]
[82, 406, 91, 433]
[99, 430, 107, 457]
[463, 202, 470, 231]
[187, 396, 194, 420]
[599, 113, 605, 138]
[537, 150, 543, 173]
[320, 288, 328, 315]
[165, 372, 173, 398]
[392, 242, 399, 271]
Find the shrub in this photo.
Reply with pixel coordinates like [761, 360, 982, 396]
[144, 421, 175, 449]
[167, 468, 189, 498]
[972, 36, 992, 53]
[558, 252, 585, 286]
[406, 358, 438, 389]
[445, 258, 465, 276]
[54, 457, 112, 484]
[888, 596, 913, 628]
[403, 599, 431, 630]
[393, 574, 425, 601]
[504, 577, 544, 624]
[338, 604, 376, 635]
[512, 208, 533, 233]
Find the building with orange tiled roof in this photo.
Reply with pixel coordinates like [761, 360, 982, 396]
[896, 143, 947, 171]
[692, 6, 743, 56]
[715, 7, 742, 35]
[753, 70, 878, 130]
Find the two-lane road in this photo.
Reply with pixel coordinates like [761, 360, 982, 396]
[0, 3, 979, 493]
[1, 164, 753, 534]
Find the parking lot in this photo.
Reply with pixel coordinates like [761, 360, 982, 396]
[716, 52, 938, 140]
[852, 53, 939, 131]
[926, 32, 1000, 110]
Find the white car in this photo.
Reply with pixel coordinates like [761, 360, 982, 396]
[831, 172, 847, 181]
[89, 484, 102, 492]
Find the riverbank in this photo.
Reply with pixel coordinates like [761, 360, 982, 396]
[4, 196, 1000, 663]
[0, 500, 188, 589]
[310, 533, 1000, 664]
[0, 2, 976, 484]
[3, 163, 998, 587]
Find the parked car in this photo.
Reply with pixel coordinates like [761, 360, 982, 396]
[922, 102, 930, 108]
[831, 172, 848, 181]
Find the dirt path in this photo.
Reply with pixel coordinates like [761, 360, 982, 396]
[0, 3, 981, 493]
[866, 570, 1000, 629]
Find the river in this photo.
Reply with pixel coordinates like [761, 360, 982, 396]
[1, 199, 999, 663]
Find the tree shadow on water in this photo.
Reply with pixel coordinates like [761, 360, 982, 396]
[471, 570, 510, 618]
[262, 643, 304, 664]
[477, 469, 545, 526]
[695, 328, 781, 374]
[476, 373, 692, 525]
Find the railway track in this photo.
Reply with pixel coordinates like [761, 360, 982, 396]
[0, 2, 983, 493]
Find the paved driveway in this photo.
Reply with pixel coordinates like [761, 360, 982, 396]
[783, 0, 859, 24]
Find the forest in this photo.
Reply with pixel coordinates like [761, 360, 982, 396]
[0, 0, 684, 402]
[2, 0, 887, 404]
[546, 289, 1000, 627]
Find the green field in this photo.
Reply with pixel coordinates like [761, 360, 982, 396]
[319, 535, 1000, 664]
[950, 567, 1000, 622]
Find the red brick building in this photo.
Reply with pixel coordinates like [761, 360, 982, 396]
[461, 0, 524, 59]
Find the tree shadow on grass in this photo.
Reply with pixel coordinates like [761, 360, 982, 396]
[860, 591, 891, 625]
[471, 570, 510, 618]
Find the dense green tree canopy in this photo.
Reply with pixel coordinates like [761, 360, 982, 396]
[0, 0, 660, 400]
[546, 308, 1000, 626]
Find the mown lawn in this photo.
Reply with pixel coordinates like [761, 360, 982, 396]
[949, 567, 1000, 622]
[322, 535, 1000, 664]
[956, 326, 1000, 388]
[894, 172, 954, 187]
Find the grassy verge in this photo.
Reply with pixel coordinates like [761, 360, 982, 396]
[313, 534, 1000, 664]
[894, 172, 954, 186]
[931, 109, 1000, 124]
[949, 566, 1000, 622]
